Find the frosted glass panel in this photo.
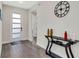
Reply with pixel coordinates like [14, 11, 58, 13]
[12, 24, 21, 28]
[12, 13, 21, 18]
[12, 34, 20, 39]
[13, 19, 21, 23]
[12, 29, 21, 33]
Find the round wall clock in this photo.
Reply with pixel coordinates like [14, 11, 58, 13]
[54, 1, 70, 18]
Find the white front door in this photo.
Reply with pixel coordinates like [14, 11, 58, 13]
[11, 13, 22, 42]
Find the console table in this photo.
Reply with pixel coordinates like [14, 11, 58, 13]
[45, 35, 79, 58]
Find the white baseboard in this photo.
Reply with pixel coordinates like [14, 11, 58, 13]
[36, 42, 46, 50]
[2, 38, 28, 44]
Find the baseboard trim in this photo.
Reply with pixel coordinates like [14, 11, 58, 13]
[2, 39, 29, 45]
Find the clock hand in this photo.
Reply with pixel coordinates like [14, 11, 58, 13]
[60, 7, 66, 14]
[57, 7, 66, 11]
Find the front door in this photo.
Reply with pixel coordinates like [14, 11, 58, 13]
[11, 13, 22, 42]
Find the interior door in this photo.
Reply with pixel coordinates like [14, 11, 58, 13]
[31, 11, 37, 44]
[11, 13, 22, 42]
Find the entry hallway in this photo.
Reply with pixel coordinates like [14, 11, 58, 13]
[1, 40, 50, 58]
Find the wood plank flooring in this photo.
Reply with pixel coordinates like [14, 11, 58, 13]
[1, 40, 50, 58]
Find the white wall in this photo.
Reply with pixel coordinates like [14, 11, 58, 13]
[2, 5, 28, 44]
[0, 1, 2, 57]
[37, 1, 79, 57]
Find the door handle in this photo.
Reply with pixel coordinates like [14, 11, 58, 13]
[21, 27, 22, 31]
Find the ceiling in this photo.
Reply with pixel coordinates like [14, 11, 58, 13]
[2, 1, 39, 9]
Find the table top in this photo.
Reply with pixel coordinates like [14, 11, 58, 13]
[45, 35, 79, 46]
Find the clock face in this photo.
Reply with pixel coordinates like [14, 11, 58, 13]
[54, 1, 70, 18]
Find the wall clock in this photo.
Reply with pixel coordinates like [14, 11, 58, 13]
[54, 1, 70, 18]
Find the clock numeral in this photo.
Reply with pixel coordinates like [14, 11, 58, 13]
[64, 1, 67, 5]
[58, 1, 62, 6]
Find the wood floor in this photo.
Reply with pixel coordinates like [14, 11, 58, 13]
[1, 40, 50, 58]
